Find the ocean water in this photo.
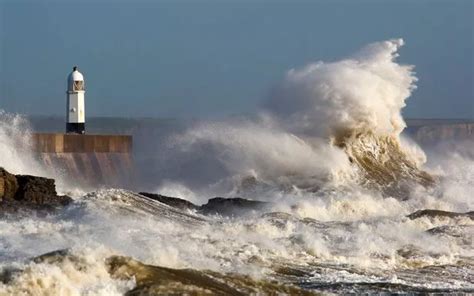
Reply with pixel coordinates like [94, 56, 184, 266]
[0, 39, 472, 295]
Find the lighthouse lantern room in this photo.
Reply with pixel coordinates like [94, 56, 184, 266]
[66, 66, 85, 134]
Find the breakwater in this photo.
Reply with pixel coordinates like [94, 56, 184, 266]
[31, 133, 133, 188]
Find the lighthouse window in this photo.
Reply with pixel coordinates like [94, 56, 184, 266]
[74, 81, 84, 91]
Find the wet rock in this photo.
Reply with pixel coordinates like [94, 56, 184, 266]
[0, 168, 19, 201]
[396, 244, 424, 259]
[2, 250, 317, 295]
[0, 267, 22, 285]
[0, 167, 72, 214]
[407, 209, 474, 220]
[139, 192, 269, 217]
[139, 192, 198, 211]
[426, 225, 472, 237]
[33, 249, 71, 264]
[15, 175, 70, 206]
[199, 197, 268, 217]
[106, 255, 315, 295]
[107, 255, 246, 295]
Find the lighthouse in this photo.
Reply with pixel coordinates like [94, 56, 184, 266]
[30, 66, 133, 187]
[66, 66, 85, 134]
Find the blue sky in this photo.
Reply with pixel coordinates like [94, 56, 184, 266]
[0, 0, 472, 119]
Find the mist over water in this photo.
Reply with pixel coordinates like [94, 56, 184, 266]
[151, 39, 432, 200]
[0, 111, 44, 177]
[0, 39, 473, 294]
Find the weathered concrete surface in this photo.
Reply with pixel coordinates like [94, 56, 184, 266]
[32, 134, 133, 187]
[31, 133, 132, 153]
[38, 152, 134, 187]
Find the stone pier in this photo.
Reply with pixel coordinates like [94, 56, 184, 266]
[31, 134, 133, 187]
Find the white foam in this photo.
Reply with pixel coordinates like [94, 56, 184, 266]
[0, 111, 45, 176]
[267, 39, 414, 138]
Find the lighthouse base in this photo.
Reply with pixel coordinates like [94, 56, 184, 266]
[66, 123, 85, 134]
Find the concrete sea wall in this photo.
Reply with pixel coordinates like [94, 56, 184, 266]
[31, 134, 133, 188]
[405, 123, 474, 145]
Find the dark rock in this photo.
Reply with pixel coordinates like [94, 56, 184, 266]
[0, 267, 22, 284]
[0, 168, 19, 201]
[396, 244, 424, 259]
[15, 175, 70, 206]
[407, 209, 474, 220]
[199, 197, 268, 217]
[138, 192, 270, 217]
[426, 225, 471, 237]
[33, 249, 71, 264]
[139, 192, 199, 211]
[0, 167, 72, 214]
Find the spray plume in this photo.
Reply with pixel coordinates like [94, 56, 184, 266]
[172, 39, 433, 197]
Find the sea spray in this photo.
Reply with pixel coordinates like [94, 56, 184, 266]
[266, 39, 413, 138]
[163, 39, 432, 198]
[0, 111, 43, 176]
[1, 188, 472, 294]
[0, 39, 472, 294]
[173, 120, 353, 196]
[0, 110, 82, 196]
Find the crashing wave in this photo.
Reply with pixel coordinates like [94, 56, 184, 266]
[333, 131, 434, 197]
[169, 39, 435, 197]
[265, 38, 436, 196]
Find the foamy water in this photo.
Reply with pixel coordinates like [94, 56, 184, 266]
[0, 39, 472, 294]
[0, 187, 472, 294]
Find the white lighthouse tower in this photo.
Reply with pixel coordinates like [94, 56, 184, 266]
[66, 66, 85, 134]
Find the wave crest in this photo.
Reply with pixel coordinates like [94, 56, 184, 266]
[166, 39, 433, 197]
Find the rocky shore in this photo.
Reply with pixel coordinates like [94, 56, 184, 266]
[2, 166, 472, 221]
[0, 249, 315, 295]
[0, 168, 473, 295]
[0, 167, 267, 217]
[0, 167, 72, 214]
